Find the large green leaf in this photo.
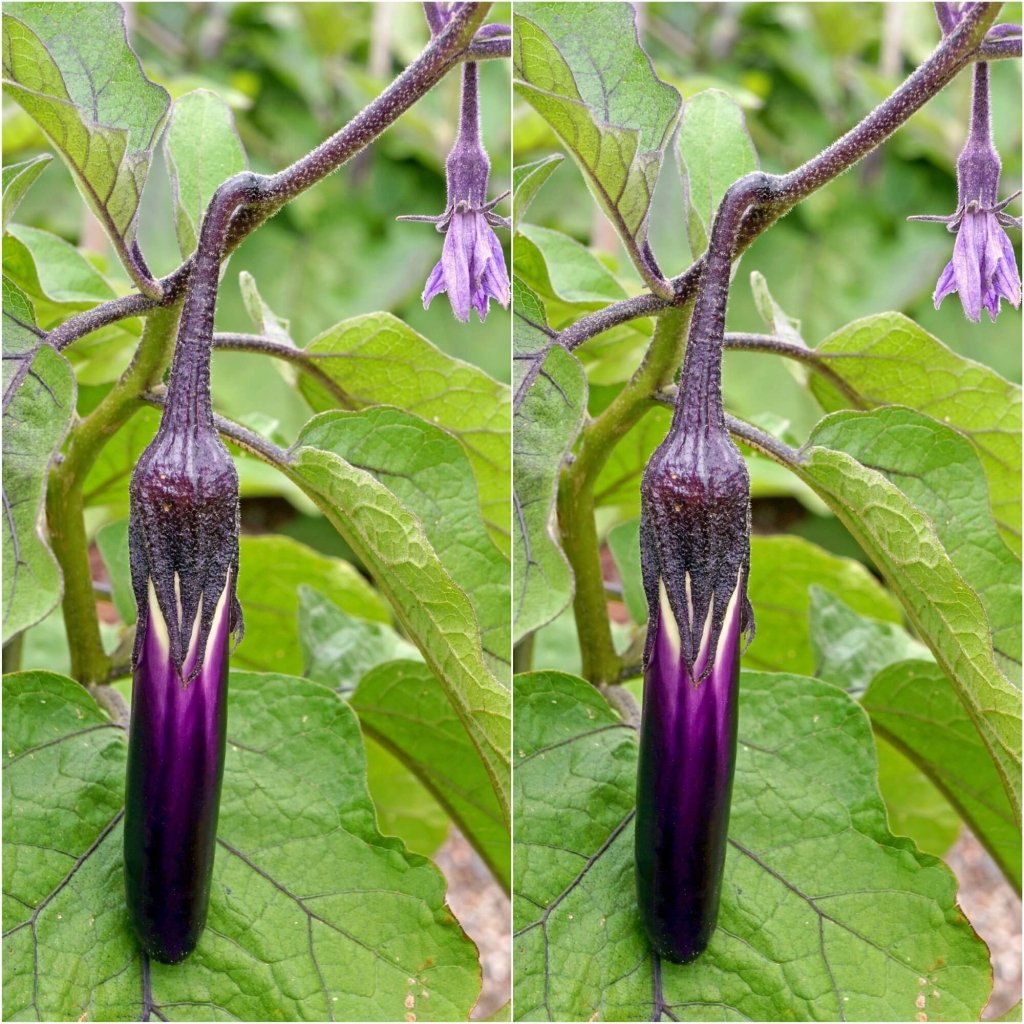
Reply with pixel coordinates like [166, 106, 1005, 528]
[1, 153, 51, 231]
[163, 89, 247, 258]
[794, 430, 1022, 821]
[514, 224, 627, 311]
[810, 407, 1021, 684]
[810, 313, 1022, 554]
[864, 660, 1021, 890]
[513, 2, 681, 287]
[512, 279, 587, 641]
[2, 3, 170, 265]
[280, 442, 511, 826]
[2, 279, 74, 642]
[234, 534, 389, 674]
[298, 312, 511, 556]
[512, 154, 564, 232]
[808, 586, 931, 696]
[513, 671, 991, 1021]
[3, 225, 116, 308]
[3, 670, 480, 1020]
[298, 586, 419, 696]
[677, 89, 758, 258]
[352, 660, 510, 890]
[297, 408, 511, 683]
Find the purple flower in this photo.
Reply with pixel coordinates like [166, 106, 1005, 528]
[400, 62, 509, 322]
[911, 62, 1021, 322]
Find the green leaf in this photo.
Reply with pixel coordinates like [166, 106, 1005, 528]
[810, 313, 1023, 555]
[2, 279, 75, 642]
[810, 407, 1022, 684]
[239, 270, 293, 346]
[3, 224, 117, 306]
[514, 224, 627, 309]
[297, 407, 511, 683]
[513, 670, 991, 1021]
[234, 534, 389, 675]
[606, 519, 646, 624]
[874, 737, 961, 859]
[1, 152, 51, 231]
[352, 660, 511, 889]
[808, 585, 931, 696]
[512, 154, 564, 232]
[164, 88, 247, 258]
[512, 281, 587, 641]
[593, 405, 668, 515]
[94, 518, 134, 625]
[677, 89, 758, 258]
[297, 585, 420, 696]
[794, 433, 1022, 822]
[863, 660, 1021, 890]
[2, 3, 170, 264]
[513, 2, 681, 286]
[298, 312, 511, 556]
[3, 670, 480, 1020]
[281, 444, 511, 826]
[363, 736, 451, 858]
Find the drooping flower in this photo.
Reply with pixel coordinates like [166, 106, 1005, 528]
[399, 61, 509, 322]
[910, 62, 1021, 322]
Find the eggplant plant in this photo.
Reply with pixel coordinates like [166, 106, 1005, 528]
[512, 2, 1021, 1020]
[2, 2, 511, 1019]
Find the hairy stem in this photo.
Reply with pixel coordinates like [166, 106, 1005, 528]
[211, 333, 354, 407]
[46, 3, 494, 352]
[553, 2, 1003, 353]
[46, 305, 181, 684]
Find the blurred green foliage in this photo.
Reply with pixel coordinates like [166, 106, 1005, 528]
[3, 1, 512, 434]
[515, 0, 1022, 441]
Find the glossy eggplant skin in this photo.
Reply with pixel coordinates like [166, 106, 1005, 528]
[124, 582, 230, 965]
[635, 581, 742, 964]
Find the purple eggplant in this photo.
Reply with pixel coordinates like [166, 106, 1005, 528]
[635, 177, 763, 963]
[124, 574, 231, 964]
[124, 175, 253, 964]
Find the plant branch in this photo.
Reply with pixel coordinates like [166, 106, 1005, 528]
[559, 305, 692, 686]
[551, 2, 1005, 354]
[723, 333, 867, 408]
[44, 3, 497, 352]
[212, 333, 355, 407]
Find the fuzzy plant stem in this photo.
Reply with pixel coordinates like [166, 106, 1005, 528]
[553, 1, 1004, 354]
[47, 2, 493, 353]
